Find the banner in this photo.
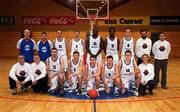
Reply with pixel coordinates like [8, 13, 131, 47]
[150, 16, 180, 25]
[98, 16, 150, 26]
[0, 16, 15, 25]
[22, 16, 75, 25]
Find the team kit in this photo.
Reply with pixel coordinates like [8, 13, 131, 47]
[9, 26, 171, 98]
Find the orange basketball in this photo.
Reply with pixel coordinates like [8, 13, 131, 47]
[89, 89, 98, 99]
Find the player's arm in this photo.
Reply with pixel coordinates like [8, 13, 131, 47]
[45, 59, 51, 77]
[82, 39, 86, 53]
[60, 56, 65, 74]
[103, 39, 107, 54]
[84, 64, 89, 82]
[95, 63, 101, 77]
[119, 39, 123, 54]
[78, 59, 83, 76]
[101, 64, 107, 87]
[133, 59, 140, 74]
[65, 39, 68, 56]
[85, 37, 93, 55]
[95, 37, 103, 57]
[112, 64, 120, 80]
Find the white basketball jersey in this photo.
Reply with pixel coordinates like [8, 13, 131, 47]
[121, 37, 134, 55]
[104, 63, 115, 79]
[121, 58, 134, 78]
[70, 58, 81, 74]
[88, 62, 98, 77]
[70, 39, 84, 56]
[54, 38, 67, 56]
[48, 56, 61, 73]
[89, 36, 101, 55]
[106, 37, 118, 55]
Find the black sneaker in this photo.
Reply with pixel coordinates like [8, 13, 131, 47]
[162, 86, 167, 89]
[77, 88, 82, 95]
[60, 87, 64, 96]
[114, 90, 119, 96]
[149, 91, 153, 95]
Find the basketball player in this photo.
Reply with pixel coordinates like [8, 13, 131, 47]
[135, 29, 152, 65]
[120, 28, 135, 59]
[152, 33, 171, 89]
[70, 31, 85, 59]
[85, 55, 101, 91]
[17, 29, 36, 63]
[46, 48, 65, 95]
[53, 30, 68, 82]
[37, 32, 53, 62]
[31, 54, 48, 93]
[101, 55, 120, 96]
[68, 51, 83, 94]
[86, 26, 103, 64]
[8, 55, 32, 95]
[119, 50, 141, 96]
[104, 27, 120, 64]
[139, 54, 154, 95]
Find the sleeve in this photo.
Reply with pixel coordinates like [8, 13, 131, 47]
[96, 37, 103, 56]
[35, 63, 47, 81]
[30, 64, 35, 82]
[48, 40, 53, 50]
[167, 41, 171, 55]
[36, 41, 40, 51]
[9, 64, 18, 81]
[32, 39, 36, 50]
[85, 37, 93, 55]
[16, 39, 22, 49]
[135, 39, 139, 56]
[103, 38, 107, 54]
[148, 39, 152, 55]
[24, 64, 33, 82]
[147, 64, 155, 81]
[152, 42, 156, 56]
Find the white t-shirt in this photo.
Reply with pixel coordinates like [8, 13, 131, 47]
[135, 37, 152, 58]
[152, 40, 171, 60]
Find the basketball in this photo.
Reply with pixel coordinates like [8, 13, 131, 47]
[89, 89, 98, 99]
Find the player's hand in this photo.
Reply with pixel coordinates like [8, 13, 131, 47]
[32, 80, 37, 85]
[21, 81, 25, 85]
[129, 72, 134, 76]
[49, 73, 55, 79]
[142, 81, 147, 85]
[107, 79, 112, 83]
[16, 80, 20, 85]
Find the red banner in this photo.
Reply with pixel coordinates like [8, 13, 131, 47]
[22, 16, 75, 25]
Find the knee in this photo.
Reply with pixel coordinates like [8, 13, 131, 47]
[95, 76, 100, 82]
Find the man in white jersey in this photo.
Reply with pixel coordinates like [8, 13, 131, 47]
[119, 50, 141, 96]
[120, 28, 135, 59]
[31, 54, 48, 93]
[46, 48, 65, 95]
[8, 55, 32, 95]
[101, 55, 120, 96]
[139, 54, 154, 95]
[135, 29, 152, 65]
[70, 31, 85, 60]
[68, 51, 83, 94]
[86, 26, 103, 64]
[53, 30, 68, 81]
[152, 33, 171, 89]
[85, 55, 101, 91]
[104, 27, 120, 64]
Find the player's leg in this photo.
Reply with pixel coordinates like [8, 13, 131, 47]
[114, 77, 120, 96]
[95, 75, 100, 89]
[154, 59, 161, 88]
[8, 77, 17, 95]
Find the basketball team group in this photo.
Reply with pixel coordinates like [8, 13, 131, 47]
[8, 26, 171, 97]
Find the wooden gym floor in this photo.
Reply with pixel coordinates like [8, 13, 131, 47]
[0, 58, 180, 112]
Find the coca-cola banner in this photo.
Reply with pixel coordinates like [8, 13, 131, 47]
[22, 16, 75, 25]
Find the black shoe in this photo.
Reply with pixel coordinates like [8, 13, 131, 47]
[149, 91, 153, 95]
[77, 88, 82, 95]
[60, 87, 64, 96]
[12, 89, 17, 95]
[162, 86, 167, 89]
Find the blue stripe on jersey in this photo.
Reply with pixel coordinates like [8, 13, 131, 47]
[38, 41, 51, 61]
[20, 39, 34, 63]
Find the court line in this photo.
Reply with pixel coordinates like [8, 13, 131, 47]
[93, 99, 96, 112]
[0, 95, 179, 103]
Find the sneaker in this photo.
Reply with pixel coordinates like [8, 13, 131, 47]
[77, 88, 82, 95]
[114, 90, 119, 96]
[60, 87, 64, 96]
[162, 86, 167, 89]
[149, 91, 153, 95]
[134, 89, 140, 97]
[23, 87, 28, 92]
[12, 89, 17, 95]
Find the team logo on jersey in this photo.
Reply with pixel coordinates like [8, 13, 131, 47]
[111, 44, 114, 48]
[25, 45, 30, 51]
[74, 68, 76, 72]
[59, 45, 62, 48]
[126, 69, 130, 73]
[92, 71, 94, 75]
[108, 73, 111, 77]
[76, 45, 78, 48]
[127, 44, 130, 47]
[159, 46, 165, 51]
[42, 46, 47, 53]
[143, 70, 149, 76]
[93, 42, 97, 45]
[53, 65, 56, 69]
[142, 43, 148, 49]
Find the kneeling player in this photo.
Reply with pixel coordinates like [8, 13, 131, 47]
[85, 55, 101, 92]
[101, 55, 120, 96]
[119, 50, 141, 96]
[68, 51, 83, 94]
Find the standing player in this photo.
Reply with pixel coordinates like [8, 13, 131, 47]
[37, 32, 53, 62]
[17, 29, 36, 63]
[31, 54, 48, 93]
[139, 54, 154, 95]
[120, 28, 135, 59]
[152, 33, 171, 89]
[68, 51, 83, 94]
[46, 48, 65, 95]
[119, 50, 141, 96]
[104, 27, 120, 64]
[53, 30, 68, 81]
[85, 55, 101, 91]
[101, 55, 120, 96]
[135, 29, 152, 65]
[86, 26, 103, 64]
[70, 31, 85, 60]
[8, 55, 32, 95]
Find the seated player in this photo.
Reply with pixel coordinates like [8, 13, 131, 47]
[68, 51, 83, 94]
[46, 48, 65, 95]
[85, 55, 101, 92]
[8, 55, 32, 95]
[31, 54, 48, 93]
[119, 50, 141, 96]
[139, 54, 154, 95]
[101, 55, 120, 96]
